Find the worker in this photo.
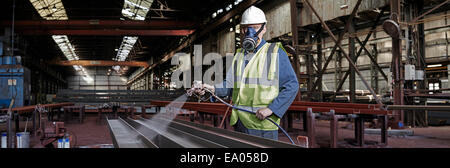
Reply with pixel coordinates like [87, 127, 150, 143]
[193, 6, 299, 140]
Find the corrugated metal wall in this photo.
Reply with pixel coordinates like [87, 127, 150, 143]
[217, 28, 236, 56]
[68, 68, 128, 90]
[201, 0, 292, 55]
[299, 0, 389, 26]
[262, 0, 292, 41]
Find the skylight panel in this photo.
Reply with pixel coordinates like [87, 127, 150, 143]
[29, 0, 84, 74]
[114, 0, 154, 73]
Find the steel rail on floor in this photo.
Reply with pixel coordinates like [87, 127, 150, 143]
[107, 116, 301, 148]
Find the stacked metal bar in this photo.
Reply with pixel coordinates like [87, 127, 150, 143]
[107, 116, 301, 148]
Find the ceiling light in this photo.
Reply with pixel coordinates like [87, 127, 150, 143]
[115, 0, 153, 73]
[30, 0, 84, 72]
[427, 64, 442, 68]
[52, 5, 57, 12]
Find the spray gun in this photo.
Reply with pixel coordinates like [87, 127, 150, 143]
[186, 81, 210, 103]
[186, 81, 296, 145]
[186, 81, 202, 97]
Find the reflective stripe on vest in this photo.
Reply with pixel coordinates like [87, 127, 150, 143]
[230, 42, 281, 130]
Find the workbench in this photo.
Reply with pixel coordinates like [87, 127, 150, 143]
[0, 103, 74, 134]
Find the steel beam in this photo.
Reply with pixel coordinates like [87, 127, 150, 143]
[291, 101, 383, 109]
[380, 115, 388, 145]
[410, 0, 450, 24]
[389, 0, 404, 125]
[0, 20, 197, 29]
[332, 7, 386, 98]
[311, 31, 344, 90]
[335, 50, 343, 90]
[107, 116, 301, 148]
[413, 0, 428, 127]
[289, 105, 389, 115]
[349, 20, 356, 103]
[289, 0, 302, 98]
[370, 44, 379, 93]
[316, 25, 323, 101]
[49, 60, 149, 67]
[18, 29, 195, 36]
[303, 0, 383, 107]
[0, 103, 74, 115]
[150, 101, 390, 115]
[306, 32, 315, 100]
[387, 105, 450, 111]
[310, 0, 363, 92]
[107, 118, 158, 148]
[355, 116, 365, 146]
[355, 38, 389, 81]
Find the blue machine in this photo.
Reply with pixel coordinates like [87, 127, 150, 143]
[0, 55, 31, 109]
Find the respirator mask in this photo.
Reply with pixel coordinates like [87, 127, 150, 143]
[242, 23, 266, 52]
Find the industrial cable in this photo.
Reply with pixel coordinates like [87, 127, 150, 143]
[202, 88, 296, 145]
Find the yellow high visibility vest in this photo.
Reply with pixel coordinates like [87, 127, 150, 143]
[230, 42, 282, 130]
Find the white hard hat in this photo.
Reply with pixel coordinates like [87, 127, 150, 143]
[240, 6, 267, 25]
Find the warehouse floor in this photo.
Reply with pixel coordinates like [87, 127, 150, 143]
[171, 114, 450, 148]
[284, 120, 450, 148]
[3, 113, 450, 148]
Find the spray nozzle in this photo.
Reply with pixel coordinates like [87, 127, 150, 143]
[185, 81, 216, 103]
[186, 88, 195, 97]
[186, 81, 202, 97]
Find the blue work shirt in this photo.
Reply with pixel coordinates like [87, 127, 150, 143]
[214, 39, 299, 118]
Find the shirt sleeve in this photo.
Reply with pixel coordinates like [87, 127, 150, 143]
[267, 46, 299, 118]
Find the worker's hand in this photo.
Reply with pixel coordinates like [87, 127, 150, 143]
[256, 108, 273, 120]
[201, 84, 215, 95]
[191, 81, 215, 96]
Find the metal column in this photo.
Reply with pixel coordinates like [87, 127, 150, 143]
[349, 20, 356, 103]
[316, 25, 323, 102]
[414, 0, 427, 127]
[290, 0, 303, 101]
[370, 44, 379, 94]
[390, 0, 405, 127]
[306, 108, 315, 148]
[306, 32, 315, 101]
[335, 50, 343, 91]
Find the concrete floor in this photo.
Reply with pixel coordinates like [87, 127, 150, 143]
[63, 115, 113, 147]
[1, 113, 449, 148]
[0, 114, 113, 148]
[278, 119, 450, 148]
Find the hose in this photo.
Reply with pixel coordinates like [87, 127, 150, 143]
[203, 88, 296, 145]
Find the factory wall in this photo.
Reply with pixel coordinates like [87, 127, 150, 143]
[194, 0, 293, 87]
[262, 0, 292, 41]
[128, 0, 293, 89]
[67, 69, 127, 90]
[299, 0, 389, 26]
[313, 10, 450, 92]
[201, 0, 292, 53]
